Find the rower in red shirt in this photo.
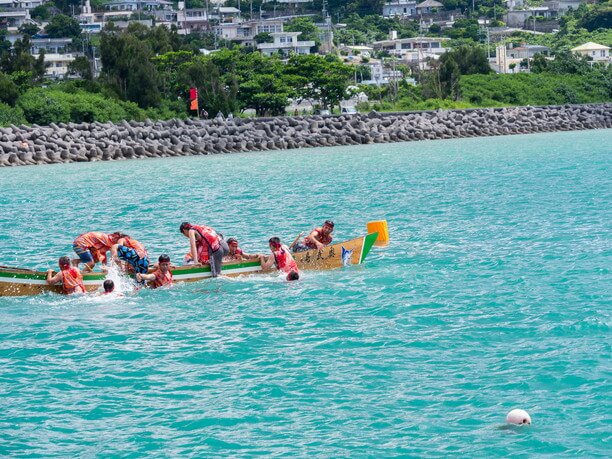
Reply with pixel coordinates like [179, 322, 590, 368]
[46, 256, 86, 294]
[260, 237, 300, 281]
[137, 254, 173, 288]
[293, 220, 334, 252]
[180, 222, 229, 277]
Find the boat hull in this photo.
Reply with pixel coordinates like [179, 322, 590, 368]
[0, 233, 378, 297]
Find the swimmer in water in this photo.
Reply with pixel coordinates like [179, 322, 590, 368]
[260, 237, 300, 281]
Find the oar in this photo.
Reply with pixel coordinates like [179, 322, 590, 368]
[288, 232, 304, 250]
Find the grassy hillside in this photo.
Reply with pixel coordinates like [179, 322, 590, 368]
[460, 73, 612, 106]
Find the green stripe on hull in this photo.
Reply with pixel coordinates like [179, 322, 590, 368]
[0, 271, 107, 281]
[170, 261, 261, 275]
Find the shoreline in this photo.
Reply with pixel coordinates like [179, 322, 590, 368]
[1, 103, 610, 167]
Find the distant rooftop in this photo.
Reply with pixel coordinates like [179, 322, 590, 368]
[416, 0, 443, 7]
[571, 42, 610, 51]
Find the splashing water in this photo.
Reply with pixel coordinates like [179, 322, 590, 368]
[101, 263, 137, 295]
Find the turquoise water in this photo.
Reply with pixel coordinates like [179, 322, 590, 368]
[0, 130, 610, 456]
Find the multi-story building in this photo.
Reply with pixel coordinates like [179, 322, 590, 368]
[104, 0, 173, 12]
[257, 31, 315, 56]
[0, 9, 31, 32]
[176, 7, 209, 34]
[216, 19, 284, 46]
[571, 42, 611, 65]
[382, 0, 417, 18]
[416, 0, 443, 14]
[372, 35, 448, 57]
[30, 38, 81, 79]
[372, 33, 449, 70]
[491, 43, 550, 73]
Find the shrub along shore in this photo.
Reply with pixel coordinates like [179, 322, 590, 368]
[1, 103, 610, 167]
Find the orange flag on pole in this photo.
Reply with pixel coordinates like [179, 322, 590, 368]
[189, 87, 198, 111]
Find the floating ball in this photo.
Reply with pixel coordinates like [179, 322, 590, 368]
[506, 409, 531, 425]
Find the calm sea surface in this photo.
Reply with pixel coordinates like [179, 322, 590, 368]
[0, 130, 610, 457]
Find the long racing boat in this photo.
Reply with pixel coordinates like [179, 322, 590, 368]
[0, 232, 378, 297]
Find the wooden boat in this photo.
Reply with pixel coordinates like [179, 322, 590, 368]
[0, 232, 378, 297]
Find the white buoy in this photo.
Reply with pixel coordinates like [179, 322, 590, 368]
[506, 409, 531, 425]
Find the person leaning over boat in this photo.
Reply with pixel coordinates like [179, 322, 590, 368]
[46, 256, 86, 294]
[293, 220, 335, 252]
[110, 233, 150, 275]
[180, 222, 229, 277]
[72, 231, 123, 272]
[137, 254, 173, 288]
[260, 237, 300, 281]
[223, 237, 258, 262]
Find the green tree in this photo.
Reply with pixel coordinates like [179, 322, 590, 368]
[235, 53, 292, 115]
[68, 56, 93, 81]
[18, 23, 40, 37]
[177, 56, 237, 115]
[100, 26, 161, 108]
[285, 54, 353, 110]
[322, 0, 386, 16]
[0, 36, 46, 83]
[45, 14, 82, 39]
[285, 17, 320, 49]
[530, 53, 549, 73]
[423, 44, 490, 99]
[444, 44, 490, 75]
[254, 32, 273, 44]
[577, 1, 612, 31]
[0, 72, 20, 106]
[429, 23, 442, 34]
[30, 4, 51, 20]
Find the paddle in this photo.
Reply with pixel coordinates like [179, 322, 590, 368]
[288, 232, 304, 250]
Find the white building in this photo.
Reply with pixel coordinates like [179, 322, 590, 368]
[339, 45, 374, 58]
[383, 0, 417, 18]
[257, 31, 315, 56]
[491, 44, 550, 73]
[372, 35, 448, 57]
[31, 37, 73, 54]
[416, 0, 443, 14]
[30, 38, 80, 79]
[215, 6, 240, 23]
[571, 42, 611, 65]
[176, 7, 209, 34]
[104, 0, 173, 11]
[504, 7, 556, 27]
[36, 53, 81, 79]
[362, 59, 403, 85]
[216, 19, 284, 46]
[0, 9, 31, 31]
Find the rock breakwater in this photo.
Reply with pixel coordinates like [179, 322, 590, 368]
[1, 104, 610, 167]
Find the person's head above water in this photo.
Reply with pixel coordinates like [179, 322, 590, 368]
[158, 254, 171, 272]
[322, 220, 334, 234]
[103, 279, 114, 293]
[286, 270, 299, 281]
[110, 232, 128, 243]
[180, 222, 192, 236]
[268, 237, 282, 249]
[58, 256, 71, 269]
